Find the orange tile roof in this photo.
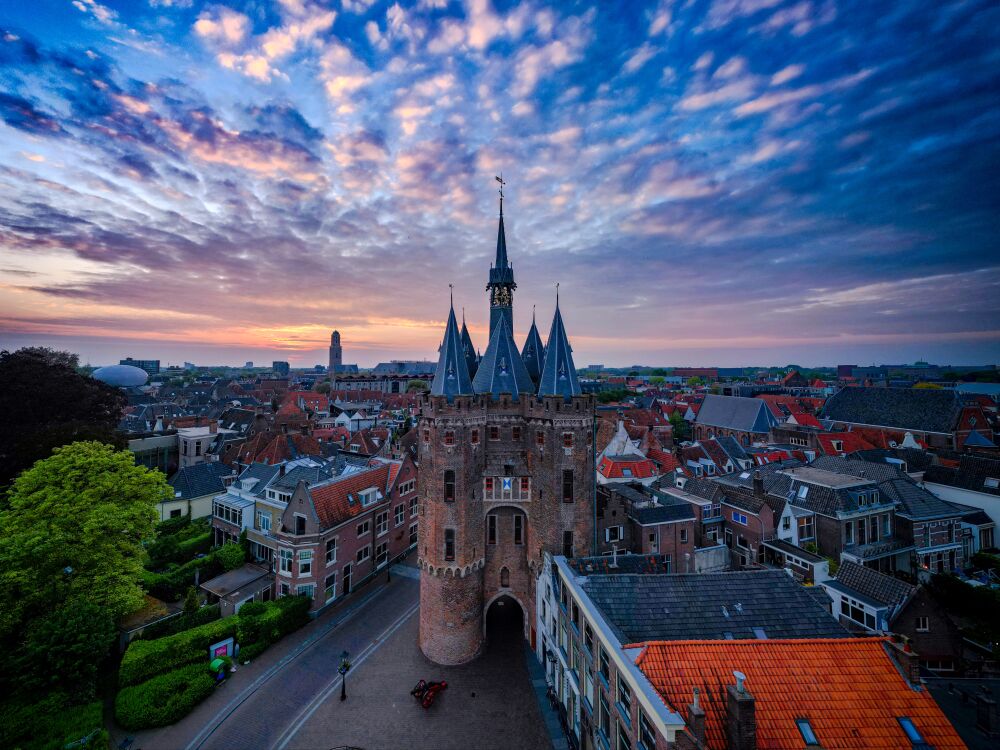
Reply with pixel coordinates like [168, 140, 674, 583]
[309, 464, 391, 529]
[631, 638, 965, 750]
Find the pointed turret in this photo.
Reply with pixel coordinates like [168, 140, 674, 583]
[521, 306, 545, 385]
[537, 289, 582, 399]
[430, 293, 474, 401]
[460, 309, 478, 379]
[472, 316, 535, 400]
[486, 178, 516, 337]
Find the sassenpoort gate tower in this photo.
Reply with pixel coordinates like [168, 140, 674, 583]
[417, 184, 595, 665]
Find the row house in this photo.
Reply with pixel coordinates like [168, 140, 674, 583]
[654, 476, 724, 548]
[812, 456, 968, 576]
[273, 457, 419, 612]
[537, 558, 859, 750]
[594, 484, 696, 569]
[680, 436, 752, 477]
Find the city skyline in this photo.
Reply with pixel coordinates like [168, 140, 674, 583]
[1, 0, 999, 368]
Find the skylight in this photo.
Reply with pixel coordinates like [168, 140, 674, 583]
[898, 717, 925, 744]
[797, 485, 809, 499]
[796, 719, 819, 746]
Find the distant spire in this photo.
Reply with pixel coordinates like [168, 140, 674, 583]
[521, 307, 545, 385]
[430, 293, 473, 401]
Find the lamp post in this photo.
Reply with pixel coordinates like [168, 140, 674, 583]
[338, 650, 351, 701]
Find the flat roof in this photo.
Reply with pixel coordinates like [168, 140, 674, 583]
[778, 466, 871, 489]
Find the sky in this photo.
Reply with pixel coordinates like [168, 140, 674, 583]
[0, 0, 998, 369]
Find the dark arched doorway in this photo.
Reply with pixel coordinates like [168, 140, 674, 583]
[485, 594, 524, 658]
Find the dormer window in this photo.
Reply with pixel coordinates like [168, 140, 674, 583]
[872, 491, 879, 503]
[858, 493, 867, 506]
[359, 488, 379, 507]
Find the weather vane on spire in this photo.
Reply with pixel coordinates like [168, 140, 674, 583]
[495, 173, 505, 211]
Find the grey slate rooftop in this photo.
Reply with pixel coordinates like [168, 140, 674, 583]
[168, 461, 236, 500]
[822, 386, 962, 434]
[924, 454, 1000, 497]
[827, 561, 915, 609]
[578, 569, 850, 644]
[694, 394, 778, 434]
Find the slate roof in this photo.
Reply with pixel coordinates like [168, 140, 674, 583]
[633, 638, 966, 750]
[430, 302, 474, 400]
[964, 429, 997, 448]
[537, 301, 582, 399]
[520, 313, 545, 384]
[168, 461, 236, 500]
[822, 386, 962, 434]
[695, 395, 778, 434]
[234, 463, 282, 496]
[810, 455, 962, 520]
[924, 454, 1000, 496]
[579, 569, 850, 644]
[460, 316, 479, 379]
[472, 316, 535, 399]
[830, 561, 915, 609]
[568, 554, 672, 575]
[714, 435, 749, 463]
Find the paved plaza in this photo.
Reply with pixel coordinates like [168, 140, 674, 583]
[117, 563, 553, 750]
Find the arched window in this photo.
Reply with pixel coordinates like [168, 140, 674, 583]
[444, 470, 455, 502]
[500, 566, 510, 587]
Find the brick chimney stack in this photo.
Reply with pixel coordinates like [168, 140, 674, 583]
[886, 638, 921, 686]
[752, 470, 764, 500]
[688, 687, 706, 745]
[726, 671, 757, 750]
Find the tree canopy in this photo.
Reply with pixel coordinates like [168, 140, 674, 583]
[0, 442, 165, 637]
[0, 348, 125, 487]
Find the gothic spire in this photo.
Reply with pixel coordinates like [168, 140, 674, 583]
[460, 308, 478, 379]
[537, 286, 582, 399]
[487, 176, 515, 337]
[472, 315, 535, 400]
[430, 289, 474, 401]
[521, 305, 545, 385]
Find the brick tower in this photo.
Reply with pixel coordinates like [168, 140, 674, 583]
[328, 330, 342, 373]
[418, 189, 594, 666]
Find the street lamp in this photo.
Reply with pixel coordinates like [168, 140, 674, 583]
[338, 650, 351, 701]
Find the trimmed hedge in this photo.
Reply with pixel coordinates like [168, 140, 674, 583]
[115, 663, 216, 730]
[236, 595, 310, 658]
[120, 615, 237, 687]
[142, 553, 223, 601]
[137, 603, 221, 641]
[0, 694, 106, 750]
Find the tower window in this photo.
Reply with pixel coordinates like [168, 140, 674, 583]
[500, 566, 510, 587]
[563, 432, 574, 448]
[563, 470, 574, 503]
[444, 470, 455, 502]
[537, 431, 545, 447]
[512, 426, 521, 441]
[444, 430, 455, 446]
[490, 425, 500, 441]
[563, 530, 574, 557]
[471, 429, 479, 445]
[487, 514, 497, 545]
[514, 515, 524, 545]
[444, 529, 455, 561]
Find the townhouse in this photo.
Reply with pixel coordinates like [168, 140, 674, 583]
[595, 484, 696, 567]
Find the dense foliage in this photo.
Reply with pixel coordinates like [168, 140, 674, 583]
[0, 693, 106, 750]
[217, 541, 248, 571]
[115, 663, 216, 730]
[236, 595, 311, 660]
[119, 615, 239, 687]
[0, 348, 126, 487]
[137, 603, 222, 642]
[0, 442, 165, 638]
[595, 388, 632, 403]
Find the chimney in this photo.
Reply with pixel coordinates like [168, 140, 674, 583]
[210, 421, 218, 434]
[611, 544, 619, 568]
[726, 671, 756, 750]
[279, 463, 286, 477]
[975, 694, 998, 737]
[886, 638, 921, 686]
[688, 687, 706, 745]
[752, 470, 764, 500]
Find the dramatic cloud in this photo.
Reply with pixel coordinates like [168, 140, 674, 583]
[0, 0, 998, 367]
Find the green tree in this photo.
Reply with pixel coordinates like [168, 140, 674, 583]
[668, 411, 689, 442]
[0, 442, 165, 637]
[686, 376, 704, 387]
[913, 382, 943, 389]
[12, 599, 115, 699]
[314, 380, 331, 394]
[216, 542, 246, 571]
[406, 379, 430, 393]
[0, 348, 126, 487]
[183, 586, 200, 616]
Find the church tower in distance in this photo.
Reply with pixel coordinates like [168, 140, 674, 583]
[418, 186, 594, 666]
[328, 330, 342, 373]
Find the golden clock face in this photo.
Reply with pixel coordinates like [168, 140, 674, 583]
[492, 287, 511, 306]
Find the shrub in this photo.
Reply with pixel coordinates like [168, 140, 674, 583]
[120, 615, 237, 687]
[236, 595, 311, 655]
[216, 541, 246, 571]
[178, 530, 212, 557]
[0, 693, 106, 750]
[115, 663, 215, 730]
[137, 603, 221, 641]
[142, 553, 223, 601]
